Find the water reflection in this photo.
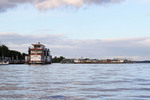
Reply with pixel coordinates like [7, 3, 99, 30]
[0, 64, 150, 99]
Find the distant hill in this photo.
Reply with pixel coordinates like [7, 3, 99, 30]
[135, 61, 150, 63]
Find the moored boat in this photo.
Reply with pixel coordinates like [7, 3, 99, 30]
[0, 61, 9, 65]
[25, 42, 52, 64]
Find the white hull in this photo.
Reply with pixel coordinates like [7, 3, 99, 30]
[0, 61, 9, 65]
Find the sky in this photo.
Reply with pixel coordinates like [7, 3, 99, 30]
[0, 0, 150, 60]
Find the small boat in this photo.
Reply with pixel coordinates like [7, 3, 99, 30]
[0, 60, 9, 65]
[0, 56, 9, 65]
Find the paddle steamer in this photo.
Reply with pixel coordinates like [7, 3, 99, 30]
[25, 42, 52, 64]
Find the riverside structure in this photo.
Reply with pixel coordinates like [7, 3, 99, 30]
[61, 58, 135, 64]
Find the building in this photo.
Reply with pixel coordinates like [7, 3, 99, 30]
[25, 42, 52, 64]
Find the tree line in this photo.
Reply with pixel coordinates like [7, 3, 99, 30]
[52, 56, 65, 63]
[0, 45, 26, 60]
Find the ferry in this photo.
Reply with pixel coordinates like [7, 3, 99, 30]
[25, 42, 52, 64]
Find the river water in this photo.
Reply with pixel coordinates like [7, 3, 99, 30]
[0, 64, 150, 100]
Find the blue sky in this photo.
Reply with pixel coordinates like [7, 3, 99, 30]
[0, 0, 150, 39]
[0, 0, 150, 60]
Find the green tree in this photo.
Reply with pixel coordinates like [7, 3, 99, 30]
[0, 45, 9, 57]
[52, 56, 65, 63]
[0, 44, 27, 60]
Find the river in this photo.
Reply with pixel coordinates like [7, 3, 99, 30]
[0, 64, 150, 100]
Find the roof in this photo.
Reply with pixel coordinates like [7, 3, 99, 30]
[32, 42, 44, 46]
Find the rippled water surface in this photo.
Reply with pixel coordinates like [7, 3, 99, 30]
[0, 64, 150, 100]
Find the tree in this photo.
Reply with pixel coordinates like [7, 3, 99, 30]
[0, 45, 9, 57]
[52, 56, 65, 63]
[0, 44, 27, 60]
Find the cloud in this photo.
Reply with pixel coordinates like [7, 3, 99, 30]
[0, 0, 33, 12]
[0, 0, 124, 12]
[0, 32, 150, 60]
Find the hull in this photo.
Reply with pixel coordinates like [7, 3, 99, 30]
[28, 61, 51, 64]
[0, 61, 9, 65]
